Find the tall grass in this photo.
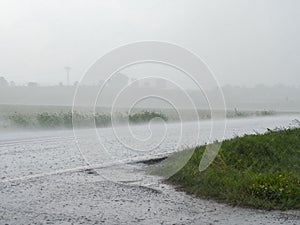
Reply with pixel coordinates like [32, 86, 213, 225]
[2, 106, 281, 129]
[129, 111, 168, 123]
[7, 110, 168, 129]
[226, 108, 276, 118]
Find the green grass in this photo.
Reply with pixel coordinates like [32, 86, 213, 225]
[151, 128, 300, 210]
[129, 111, 168, 123]
[7, 111, 168, 129]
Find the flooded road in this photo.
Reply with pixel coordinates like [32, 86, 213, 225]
[1, 115, 300, 224]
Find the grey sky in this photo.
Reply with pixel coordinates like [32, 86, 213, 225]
[0, 0, 299, 86]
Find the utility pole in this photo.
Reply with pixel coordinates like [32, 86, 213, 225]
[64, 66, 71, 86]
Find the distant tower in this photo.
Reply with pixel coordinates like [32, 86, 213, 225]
[64, 66, 71, 86]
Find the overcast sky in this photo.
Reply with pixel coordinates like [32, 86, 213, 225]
[0, 0, 299, 86]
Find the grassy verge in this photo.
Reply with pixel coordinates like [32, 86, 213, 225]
[151, 128, 300, 210]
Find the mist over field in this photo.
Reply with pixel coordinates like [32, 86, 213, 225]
[1, 67, 299, 130]
[1, 0, 299, 119]
[1, 80, 300, 110]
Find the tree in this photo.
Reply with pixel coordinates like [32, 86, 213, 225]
[0, 76, 8, 87]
